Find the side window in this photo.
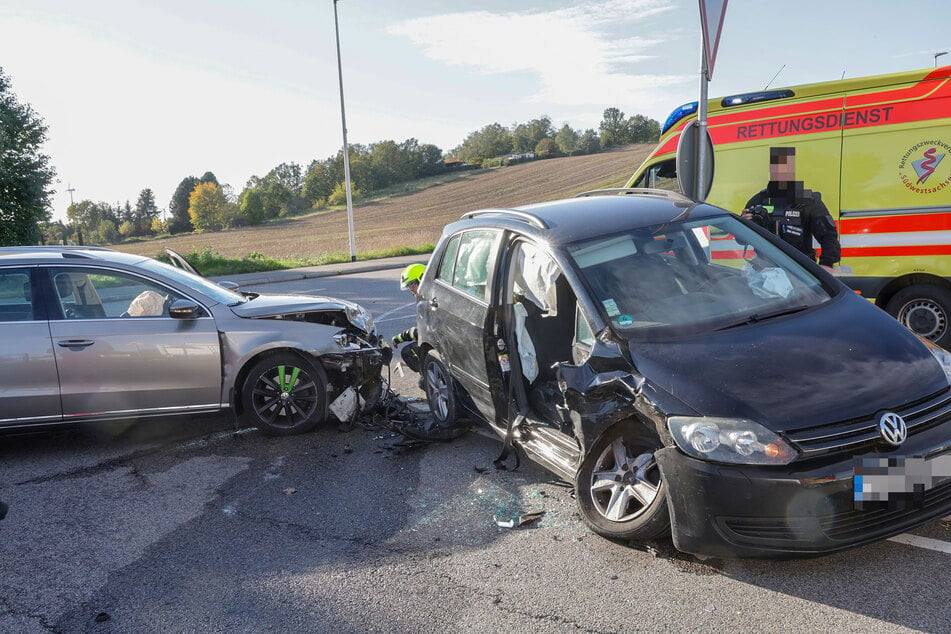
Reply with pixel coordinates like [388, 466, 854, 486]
[634, 159, 680, 192]
[0, 268, 34, 322]
[451, 230, 497, 301]
[436, 235, 461, 284]
[572, 305, 595, 366]
[435, 230, 498, 301]
[50, 268, 187, 320]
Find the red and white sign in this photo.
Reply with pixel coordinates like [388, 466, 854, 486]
[699, 0, 728, 78]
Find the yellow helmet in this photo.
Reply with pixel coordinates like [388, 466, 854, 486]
[400, 263, 426, 290]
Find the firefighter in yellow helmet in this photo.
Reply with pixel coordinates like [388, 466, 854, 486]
[392, 263, 425, 372]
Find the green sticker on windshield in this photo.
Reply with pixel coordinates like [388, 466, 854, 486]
[602, 298, 620, 316]
[616, 314, 633, 327]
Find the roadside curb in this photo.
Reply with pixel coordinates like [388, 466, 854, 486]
[212, 254, 431, 287]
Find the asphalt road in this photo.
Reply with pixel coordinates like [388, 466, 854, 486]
[2, 263, 951, 633]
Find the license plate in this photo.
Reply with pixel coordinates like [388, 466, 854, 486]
[853, 454, 951, 510]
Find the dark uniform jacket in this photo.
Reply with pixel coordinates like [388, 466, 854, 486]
[745, 181, 841, 267]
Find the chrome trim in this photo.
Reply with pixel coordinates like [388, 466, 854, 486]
[62, 403, 225, 420]
[0, 414, 64, 425]
[575, 188, 694, 204]
[461, 208, 549, 229]
[878, 412, 908, 447]
[786, 389, 951, 457]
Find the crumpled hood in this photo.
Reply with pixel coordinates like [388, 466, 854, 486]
[628, 292, 948, 433]
[230, 294, 353, 319]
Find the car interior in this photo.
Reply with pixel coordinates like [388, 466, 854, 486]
[508, 242, 578, 427]
[0, 272, 34, 321]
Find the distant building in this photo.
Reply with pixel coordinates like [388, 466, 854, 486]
[444, 158, 476, 171]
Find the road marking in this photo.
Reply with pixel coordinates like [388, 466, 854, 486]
[888, 533, 951, 554]
[374, 303, 416, 323]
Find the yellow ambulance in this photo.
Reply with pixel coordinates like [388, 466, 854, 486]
[627, 65, 951, 346]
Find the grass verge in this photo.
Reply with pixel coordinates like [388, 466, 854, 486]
[156, 245, 434, 277]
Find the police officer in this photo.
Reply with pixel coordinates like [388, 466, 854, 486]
[392, 263, 425, 373]
[743, 146, 840, 273]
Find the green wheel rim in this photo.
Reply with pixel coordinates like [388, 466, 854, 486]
[251, 363, 319, 429]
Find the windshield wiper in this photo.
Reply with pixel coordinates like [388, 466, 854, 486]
[716, 305, 809, 331]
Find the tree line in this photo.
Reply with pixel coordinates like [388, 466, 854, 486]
[0, 65, 660, 246]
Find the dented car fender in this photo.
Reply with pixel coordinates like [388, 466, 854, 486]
[555, 330, 671, 454]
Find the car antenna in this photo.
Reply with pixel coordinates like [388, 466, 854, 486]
[764, 64, 785, 90]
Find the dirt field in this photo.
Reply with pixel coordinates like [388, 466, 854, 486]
[114, 144, 654, 260]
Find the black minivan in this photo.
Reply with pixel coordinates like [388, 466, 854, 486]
[415, 189, 951, 558]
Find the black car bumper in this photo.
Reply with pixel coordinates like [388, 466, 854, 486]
[656, 425, 951, 559]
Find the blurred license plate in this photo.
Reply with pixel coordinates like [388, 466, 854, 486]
[853, 454, 951, 509]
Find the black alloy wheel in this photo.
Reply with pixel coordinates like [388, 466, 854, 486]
[242, 353, 328, 436]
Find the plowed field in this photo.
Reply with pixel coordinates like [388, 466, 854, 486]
[115, 144, 654, 260]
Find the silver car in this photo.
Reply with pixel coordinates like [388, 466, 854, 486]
[0, 246, 386, 435]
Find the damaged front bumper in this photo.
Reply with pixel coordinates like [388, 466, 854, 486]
[321, 336, 388, 422]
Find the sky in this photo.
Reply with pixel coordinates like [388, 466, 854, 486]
[2, 0, 950, 222]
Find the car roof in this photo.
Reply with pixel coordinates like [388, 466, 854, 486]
[446, 189, 732, 245]
[0, 245, 150, 266]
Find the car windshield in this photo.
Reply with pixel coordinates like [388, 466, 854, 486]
[138, 258, 248, 306]
[567, 214, 833, 337]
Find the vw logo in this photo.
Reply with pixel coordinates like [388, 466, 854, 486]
[878, 412, 907, 447]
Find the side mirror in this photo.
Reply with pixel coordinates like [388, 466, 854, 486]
[169, 299, 203, 320]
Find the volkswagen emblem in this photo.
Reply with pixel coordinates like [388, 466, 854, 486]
[878, 412, 907, 447]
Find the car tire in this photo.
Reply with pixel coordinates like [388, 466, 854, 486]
[886, 284, 951, 348]
[241, 352, 328, 436]
[574, 422, 671, 541]
[422, 351, 458, 427]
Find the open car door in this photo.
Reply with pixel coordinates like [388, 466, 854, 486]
[165, 248, 202, 276]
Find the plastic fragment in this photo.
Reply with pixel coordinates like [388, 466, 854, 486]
[494, 510, 545, 528]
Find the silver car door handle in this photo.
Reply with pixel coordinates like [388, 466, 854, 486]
[57, 339, 95, 348]
[429, 297, 438, 308]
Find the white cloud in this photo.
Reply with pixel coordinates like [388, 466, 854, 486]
[387, 0, 690, 109]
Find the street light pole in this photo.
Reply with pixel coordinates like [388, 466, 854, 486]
[936, 51, 948, 68]
[333, 0, 357, 262]
[66, 183, 78, 246]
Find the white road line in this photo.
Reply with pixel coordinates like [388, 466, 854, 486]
[887, 533, 951, 554]
[374, 303, 416, 323]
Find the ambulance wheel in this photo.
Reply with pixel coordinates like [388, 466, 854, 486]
[887, 284, 951, 348]
[575, 422, 671, 541]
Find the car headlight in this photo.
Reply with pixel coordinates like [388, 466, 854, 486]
[667, 416, 798, 465]
[345, 304, 374, 334]
[918, 336, 951, 385]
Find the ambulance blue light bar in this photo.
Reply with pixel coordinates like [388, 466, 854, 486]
[721, 89, 795, 108]
[661, 102, 698, 134]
